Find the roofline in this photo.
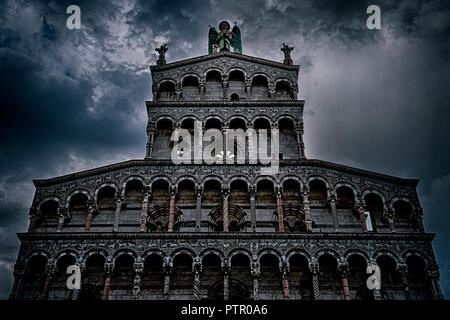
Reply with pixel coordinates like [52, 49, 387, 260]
[33, 159, 419, 187]
[150, 50, 300, 72]
[146, 100, 305, 108]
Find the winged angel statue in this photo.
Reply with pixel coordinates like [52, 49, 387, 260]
[208, 21, 242, 54]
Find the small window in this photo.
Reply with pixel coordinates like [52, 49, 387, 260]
[230, 93, 239, 101]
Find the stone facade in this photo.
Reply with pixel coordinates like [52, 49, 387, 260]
[9, 25, 443, 301]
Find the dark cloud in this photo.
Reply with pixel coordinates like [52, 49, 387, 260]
[1, 0, 450, 299]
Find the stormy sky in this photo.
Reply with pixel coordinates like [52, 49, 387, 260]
[0, 0, 449, 299]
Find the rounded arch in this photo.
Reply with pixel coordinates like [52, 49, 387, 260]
[250, 73, 270, 83]
[280, 175, 303, 187]
[251, 115, 272, 127]
[314, 249, 341, 262]
[175, 175, 198, 186]
[201, 175, 224, 188]
[122, 175, 146, 190]
[82, 249, 109, 266]
[228, 115, 250, 126]
[204, 68, 224, 78]
[286, 249, 312, 264]
[169, 248, 196, 265]
[180, 73, 201, 84]
[343, 250, 370, 265]
[204, 114, 225, 124]
[55, 250, 80, 264]
[228, 176, 251, 188]
[306, 175, 330, 189]
[276, 114, 297, 125]
[255, 176, 277, 188]
[389, 196, 415, 211]
[150, 175, 173, 187]
[228, 248, 253, 263]
[155, 115, 176, 125]
[333, 182, 358, 198]
[94, 183, 118, 203]
[257, 248, 282, 264]
[24, 251, 50, 265]
[179, 114, 200, 124]
[200, 249, 225, 263]
[157, 78, 177, 89]
[402, 250, 430, 270]
[112, 250, 137, 265]
[66, 189, 92, 207]
[142, 249, 166, 262]
[226, 67, 247, 78]
[274, 77, 294, 87]
[37, 197, 61, 212]
[362, 189, 386, 207]
[373, 250, 399, 265]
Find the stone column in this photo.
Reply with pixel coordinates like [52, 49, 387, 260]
[222, 188, 230, 232]
[9, 262, 25, 300]
[328, 191, 340, 232]
[249, 186, 257, 232]
[384, 208, 395, 232]
[398, 263, 411, 300]
[192, 258, 202, 300]
[145, 123, 156, 159]
[113, 190, 124, 232]
[140, 187, 151, 232]
[276, 186, 285, 232]
[295, 123, 306, 159]
[132, 260, 144, 300]
[338, 263, 351, 300]
[167, 186, 176, 232]
[245, 78, 252, 100]
[28, 207, 37, 232]
[280, 259, 290, 300]
[268, 82, 275, 99]
[102, 261, 113, 300]
[56, 206, 65, 232]
[175, 82, 181, 101]
[222, 74, 228, 100]
[302, 185, 313, 232]
[426, 267, 444, 300]
[85, 200, 97, 232]
[309, 262, 321, 300]
[199, 79, 205, 100]
[251, 260, 260, 300]
[357, 199, 368, 232]
[222, 261, 230, 300]
[163, 258, 172, 300]
[292, 84, 298, 100]
[195, 186, 203, 232]
[41, 259, 56, 300]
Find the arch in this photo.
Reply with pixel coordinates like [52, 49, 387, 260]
[373, 250, 399, 265]
[169, 248, 196, 265]
[175, 175, 198, 186]
[200, 249, 225, 263]
[150, 176, 172, 187]
[251, 115, 272, 127]
[83, 248, 109, 264]
[55, 250, 80, 264]
[112, 250, 137, 265]
[402, 250, 430, 270]
[333, 182, 358, 198]
[94, 183, 118, 203]
[122, 175, 146, 190]
[157, 78, 177, 89]
[24, 251, 50, 265]
[274, 78, 294, 87]
[37, 197, 61, 212]
[314, 249, 340, 262]
[226, 67, 247, 78]
[362, 189, 386, 207]
[279, 175, 303, 186]
[389, 196, 415, 211]
[257, 248, 282, 264]
[306, 175, 330, 189]
[142, 249, 166, 262]
[180, 73, 201, 85]
[155, 115, 176, 125]
[255, 176, 277, 187]
[276, 114, 298, 125]
[228, 175, 251, 187]
[250, 73, 270, 83]
[204, 68, 224, 78]
[228, 248, 253, 264]
[286, 249, 312, 264]
[179, 114, 200, 123]
[66, 189, 92, 207]
[343, 250, 370, 265]
[201, 175, 224, 188]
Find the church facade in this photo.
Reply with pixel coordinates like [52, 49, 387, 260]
[9, 22, 443, 300]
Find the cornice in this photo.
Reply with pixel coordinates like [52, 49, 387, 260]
[146, 100, 305, 108]
[150, 51, 300, 72]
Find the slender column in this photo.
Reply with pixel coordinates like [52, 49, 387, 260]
[199, 79, 205, 100]
[175, 82, 181, 100]
[295, 123, 306, 159]
[167, 186, 176, 232]
[245, 78, 252, 100]
[302, 186, 312, 232]
[140, 187, 151, 232]
[163, 258, 172, 300]
[280, 259, 290, 300]
[338, 263, 351, 300]
[276, 186, 285, 232]
[309, 262, 321, 300]
[268, 82, 275, 99]
[113, 190, 124, 232]
[222, 188, 230, 232]
[222, 261, 230, 300]
[195, 186, 203, 232]
[192, 258, 202, 300]
[292, 85, 298, 100]
[426, 267, 444, 300]
[251, 260, 260, 300]
[222, 75, 228, 100]
[357, 199, 368, 232]
[328, 191, 340, 232]
[56, 206, 65, 232]
[85, 200, 97, 232]
[102, 261, 113, 300]
[249, 186, 257, 232]
[132, 260, 144, 300]
[145, 123, 156, 159]
[41, 259, 56, 300]
[398, 263, 411, 300]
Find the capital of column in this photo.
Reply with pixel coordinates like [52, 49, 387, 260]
[192, 257, 203, 275]
[45, 259, 56, 277]
[338, 262, 349, 278]
[104, 261, 114, 275]
[309, 262, 319, 274]
[250, 260, 260, 278]
[195, 185, 203, 197]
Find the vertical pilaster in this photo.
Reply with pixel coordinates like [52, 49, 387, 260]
[280, 259, 290, 300]
[309, 262, 321, 300]
[195, 185, 203, 232]
[41, 259, 56, 300]
[140, 186, 151, 232]
[145, 122, 156, 159]
[132, 259, 144, 300]
[222, 261, 230, 300]
[385, 209, 395, 232]
[28, 207, 37, 232]
[245, 77, 252, 100]
[268, 82, 275, 99]
[163, 258, 172, 300]
[103, 261, 113, 300]
[398, 263, 411, 300]
[357, 199, 368, 232]
[113, 189, 124, 232]
[222, 74, 228, 100]
[426, 267, 444, 300]
[276, 186, 284, 232]
[85, 200, 97, 232]
[295, 123, 306, 159]
[251, 260, 260, 300]
[56, 206, 65, 232]
[328, 190, 340, 232]
[199, 79, 205, 100]
[192, 258, 202, 300]
[167, 186, 176, 232]
[222, 188, 230, 232]
[338, 263, 351, 300]
[302, 185, 312, 232]
[249, 186, 256, 232]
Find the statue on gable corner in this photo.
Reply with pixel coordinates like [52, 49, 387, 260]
[208, 21, 242, 54]
[156, 43, 168, 66]
[281, 43, 294, 65]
